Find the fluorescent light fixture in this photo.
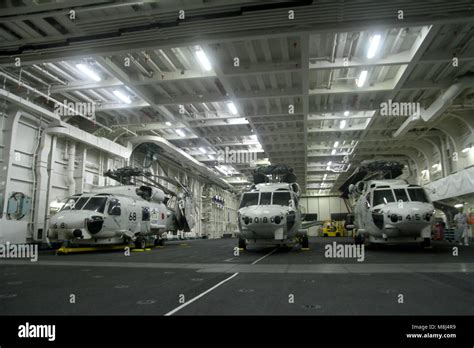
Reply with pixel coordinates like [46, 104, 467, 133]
[165, 121, 172, 126]
[227, 102, 238, 115]
[215, 165, 232, 176]
[199, 147, 207, 154]
[331, 149, 336, 155]
[228, 117, 248, 125]
[340, 120, 347, 129]
[175, 129, 186, 137]
[344, 110, 350, 116]
[323, 174, 327, 180]
[195, 49, 212, 71]
[356, 70, 368, 87]
[432, 163, 439, 169]
[76, 63, 101, 82]
[454, 203, 464, 208]
[367, 34, 381, 59]
[208, 154, 215, 160]
[333, 141, 339, 148]
[113, 90, 131, 104]
[327, 161, 332, 166]
[462, 145, 472, 153]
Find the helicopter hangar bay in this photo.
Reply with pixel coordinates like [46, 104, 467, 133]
[0, 0, 473, 316]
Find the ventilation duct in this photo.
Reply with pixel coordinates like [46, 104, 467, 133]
[393, 74, 474, 138]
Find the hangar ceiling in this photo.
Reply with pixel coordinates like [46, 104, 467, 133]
[0, 0, 473, 194]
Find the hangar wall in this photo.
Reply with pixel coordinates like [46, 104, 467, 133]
[0, 108, 238, 245]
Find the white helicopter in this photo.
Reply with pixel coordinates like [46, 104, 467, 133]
[48, 167, 195, 249]
[237, 165, 318, 250]
[339, 161, 435, 247]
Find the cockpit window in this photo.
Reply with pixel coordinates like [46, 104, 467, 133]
[72, 197, 90, 210]
[240, 193, 259, 208]
[82, 197, 108, 213]
[272, 191, 291, 206]
[60, 197, 79, 211]
[107, 198, 121, 216]
[259, 192, 272, 205]
[373, 189, 395, 206]
[60, 196, 89, 211]
[394, 189, 409, 202]
[407, 188, 429, 203]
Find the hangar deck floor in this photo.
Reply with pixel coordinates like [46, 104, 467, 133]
[1, 237, 473, 315]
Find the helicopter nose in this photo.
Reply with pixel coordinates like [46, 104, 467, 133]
[387, 208, 433, 223]
[241, 209, 286, 226]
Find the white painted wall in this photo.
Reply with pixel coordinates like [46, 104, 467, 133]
[299, 196, 348, 221]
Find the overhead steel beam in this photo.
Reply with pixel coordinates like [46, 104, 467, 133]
[1, 8, 472, 67]
[309, 79, 396, 95]
[309, 50, 412, 70]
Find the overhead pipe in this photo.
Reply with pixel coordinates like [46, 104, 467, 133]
[1, 83, 132, 160]
[32, 64, 67, 85]
[0, 70, 112, 132]
[393, 74, 474, 138]
[128, 54, 154, 78]
[46, 121, 132, 159]
[21, 69, 50, 86]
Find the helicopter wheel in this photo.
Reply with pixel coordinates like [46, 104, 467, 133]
[238, 238, 246, 250]
[421, 238, 431, 248]
[301, 235, 309, 249]
[135, 236, 146, 249]
[354, 233, 364, 245]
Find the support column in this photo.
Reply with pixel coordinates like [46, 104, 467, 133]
[32, 132, 53, 242]
[74, 145, 87, 193]
[66, 141, 76, 196]
[0, 109, 21, 217]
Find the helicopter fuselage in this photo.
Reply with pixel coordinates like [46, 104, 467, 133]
[48, 186, 172, 246]
[237, 183, 305, 246]
[352, 180, 435, 244]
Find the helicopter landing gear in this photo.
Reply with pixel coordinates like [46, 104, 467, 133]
[301, 235, 309, 249]
[421, 238, 431, 248]
[238, 238, 246, 250]
[135, 236, 146, 249]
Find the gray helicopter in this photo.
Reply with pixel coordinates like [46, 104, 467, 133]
[48, 167, 195, 249]
[237, 165, 318, 250]
[339, 161, 435, 247]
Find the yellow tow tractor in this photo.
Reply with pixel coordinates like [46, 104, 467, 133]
[321, 220, 345, 237]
